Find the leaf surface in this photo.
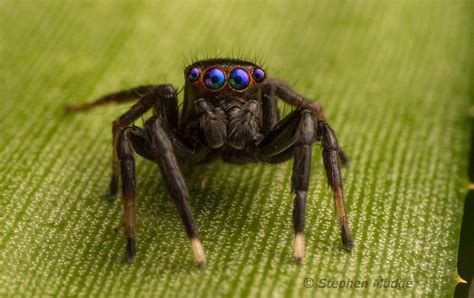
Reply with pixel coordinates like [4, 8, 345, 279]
[0, 1, 471, 297]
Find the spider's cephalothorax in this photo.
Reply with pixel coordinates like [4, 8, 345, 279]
[67, 58, 353, 267]
[181, 59, 268, 150]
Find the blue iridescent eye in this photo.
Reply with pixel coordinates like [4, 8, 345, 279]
[188, 68, 200, 82]
[229, 68, 250, 90]
[204, 68, 225, 90]
[252, 68, 266, 82]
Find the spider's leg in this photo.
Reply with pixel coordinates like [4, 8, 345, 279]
[116, 122, 207, 263]
[158, 120, 210, 163]
[265, 78, 350, 166]
[318, 121, 353, 251]
[107, 85, 177, 201]
[154, 87, 179, 128]
[66, 85, 155, 113]
[291, 110, 316, 263]
[130, 119, 210, 164]
[258, 109, 301, 158]
[117, 126, 144, 262]
[260, 83, 280, 134]
[144, 116, 205, 268]
[256, 109, 314, 263]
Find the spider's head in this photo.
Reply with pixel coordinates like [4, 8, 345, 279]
[184, 58, 266, 99]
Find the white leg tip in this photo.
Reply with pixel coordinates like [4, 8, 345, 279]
[294, 233, 305, 264]
[191, 238, 206, 268]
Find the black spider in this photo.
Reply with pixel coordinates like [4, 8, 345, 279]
[67, 58, 353, 267]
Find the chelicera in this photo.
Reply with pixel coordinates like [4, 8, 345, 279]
[67, 58, 353, 267]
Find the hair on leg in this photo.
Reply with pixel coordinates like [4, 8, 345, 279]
[338, 150, 351, 167]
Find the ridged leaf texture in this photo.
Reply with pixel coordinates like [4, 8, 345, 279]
[0, 1, 471, 297]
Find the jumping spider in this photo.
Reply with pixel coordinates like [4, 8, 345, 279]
[67, 58, 353, 267]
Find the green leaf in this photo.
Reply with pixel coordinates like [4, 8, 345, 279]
[0, 1, 471, 297]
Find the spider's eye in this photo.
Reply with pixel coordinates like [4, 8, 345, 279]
[203, 68, 225, 90]
[229, 68, 250, 90]
[252, 68, 266, 82]
[188, 68, 200, 82]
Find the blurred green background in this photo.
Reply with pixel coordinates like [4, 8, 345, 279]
[0, 0, 471, 297]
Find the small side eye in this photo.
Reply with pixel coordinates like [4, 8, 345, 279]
[203, 68, 226, 90]
[229, 68, 250, 91]
[188, 68, 201, 82]
[252, 68, 266, 82]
